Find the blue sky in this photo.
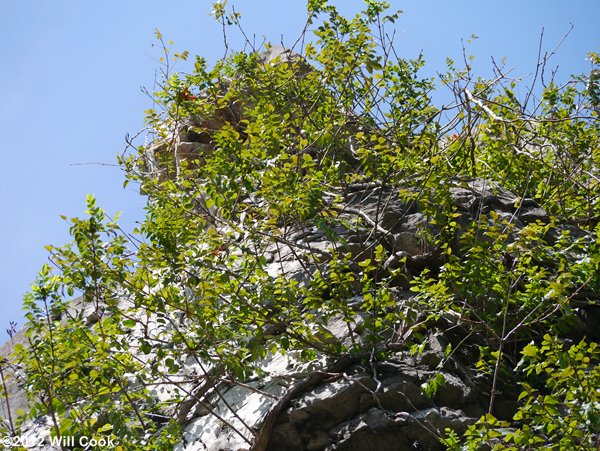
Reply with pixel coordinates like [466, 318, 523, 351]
[0, 0, 598, 338]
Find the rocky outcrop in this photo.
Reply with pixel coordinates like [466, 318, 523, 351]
[2, 47, 597, 451]
[174, 322, 487, 451]
[0, 328, 28, 434]
[165, 178, 560, 451]
[4, 174, 592, 450]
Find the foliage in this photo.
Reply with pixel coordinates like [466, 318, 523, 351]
[444, 335, 600, 450]
[1, 0, 598, 449]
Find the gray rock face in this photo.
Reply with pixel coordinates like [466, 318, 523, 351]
[0, 328, 28, 431]
[169, 323, 485, 451]
[266, 362, 474, 451]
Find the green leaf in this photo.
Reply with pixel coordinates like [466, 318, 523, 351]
[522, 343, 538, 358]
